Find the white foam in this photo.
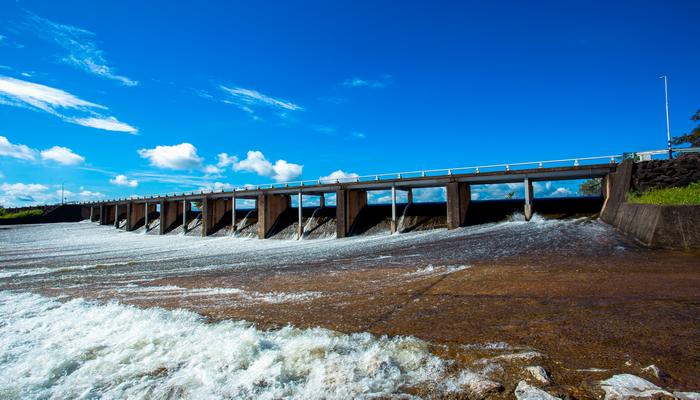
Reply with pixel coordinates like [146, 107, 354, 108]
[0, 291, 455, 399]
[407, 264, 472, 277]
[111, 285, 323, 304]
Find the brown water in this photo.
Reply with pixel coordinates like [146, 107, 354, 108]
[0, 216, 698, 398]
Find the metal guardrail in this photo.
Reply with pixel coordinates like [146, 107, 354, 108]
[76, 147, 700, 204]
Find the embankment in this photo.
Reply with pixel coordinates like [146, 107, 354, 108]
[602, 156, 700, 249]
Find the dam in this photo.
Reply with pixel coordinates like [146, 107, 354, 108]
[79, 155, 619, 239]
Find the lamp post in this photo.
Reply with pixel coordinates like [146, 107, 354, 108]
[660, 75, 672, 159]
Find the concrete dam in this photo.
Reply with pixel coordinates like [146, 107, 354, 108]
[80, 159, 617, 239]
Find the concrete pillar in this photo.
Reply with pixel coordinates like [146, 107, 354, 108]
[319, 193, 325, 208]
[127, 201, 146, 231]
[182, 200, 188, 233]
[257, 194, 291, 239]
[90, 206, 94, 222]
[202, 197, 230, 236]
[159, 200, 184, 234]
[100, 205, 113, 225]
[407, 189, 413, 204]
[336, 189, 367, 238]
[114, 204, 120, 228]
[446, 182, 470, 229]
[231, 193, 237, 232]
[524, 178, 534, 221]
[390, 184, 397, 234]
[144, 202, 149, 231]
[297, 191, 303, 239]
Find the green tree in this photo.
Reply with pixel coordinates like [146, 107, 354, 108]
[579, 178, 602, 196]
[671, 109, 700, 147]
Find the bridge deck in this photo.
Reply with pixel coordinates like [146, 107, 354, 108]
[84, 163, 615, 205]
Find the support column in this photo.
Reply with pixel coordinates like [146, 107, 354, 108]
[159, 200, 183, 234]
[182, 200, 188, 233]
[114, 204, 120, 228]
[336, 189, 367, 238]
[297, 191, 303, 239]
[390, 184, 397, 234]
[231, 193, 237, 232]
[319, 193, 325, 208]
[257, 194, 291, 239]
[144, 202, 149, 232]
[90, 206, 94, 222]
[446, 182, 470, 229]
[202, 197, 230, 236]
[100, 205, 113, 225]
[524, 178, 534, 221]
[127, 201, 146, 231]
[407, 188, 413, 204]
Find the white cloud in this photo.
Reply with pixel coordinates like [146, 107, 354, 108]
[0, 183, 103, 206]
[220, 86, 302, 111]
[351, 131, 366, 139]
[216, 152, 238, 168]
[0, 135, 36, 160]
[78, 189, 104, 199]
[234, 150, 303, 183]
[200, 181, 234, 192]
[272, 159, 303, 182]
[203, 164, 222, 175]
[40, 146, 84, 165]
[342, 75, 392, 89]
[137, 143, 203, 170]
[234, 150, 273, 176]
[109, 174, 138, 187]
[320, 170, 359, 183]
[72, 117, 137, 133]
[0, 76, 137, 133]
[218, 86, 302, 120]
[23, 11, 137, 86]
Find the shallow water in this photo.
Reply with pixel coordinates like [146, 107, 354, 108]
[1, 216, 670, 398]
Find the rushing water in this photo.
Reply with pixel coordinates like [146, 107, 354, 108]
[0, 216, 639, 398]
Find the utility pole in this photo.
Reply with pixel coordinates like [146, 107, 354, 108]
[61, 183, 65, 205]
[660, 75, 672, 159]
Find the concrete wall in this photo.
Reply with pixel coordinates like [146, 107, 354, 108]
[257, 194, 291, 239]
[160, 200, 184, 234]
[336, 189, 367, 238]
[611, 203, 700, 248]
[202, 198, 231, 236]
[602, 159, 700, 249]
[446, 182, 470, 229]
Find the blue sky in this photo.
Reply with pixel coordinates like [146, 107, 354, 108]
[0, 0, 698, 206]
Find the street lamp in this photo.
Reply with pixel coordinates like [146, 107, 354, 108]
[660, 75, 672, 159]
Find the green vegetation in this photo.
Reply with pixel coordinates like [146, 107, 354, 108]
[628, 182, 700, 205]
[671, 109, 700, 147]
[0, 207, 44, 219]
[579, 178, 602, 196]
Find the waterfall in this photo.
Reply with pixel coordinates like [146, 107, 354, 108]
[301, 207, 322, 239]
[233, 210, 256, 236]
[397, 203, 411, 233]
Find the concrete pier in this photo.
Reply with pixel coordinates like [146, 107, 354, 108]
[159, 200, 185, 234]
[524, 178, 534, 221]
[202, 197, 231, 236]
[336, 189, 367, 238]
[258, 194, 291, 239]
[446, 182, 470, 229]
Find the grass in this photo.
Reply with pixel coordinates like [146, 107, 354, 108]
[0, 209, 44, 219]
[628, 182, 700, 205]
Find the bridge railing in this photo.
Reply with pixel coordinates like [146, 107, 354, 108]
[77, 147, 700, 204]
